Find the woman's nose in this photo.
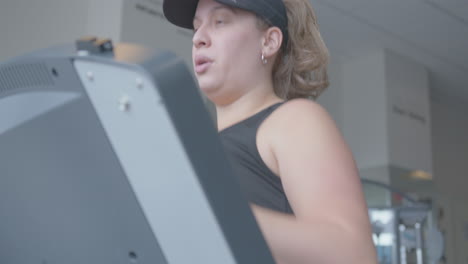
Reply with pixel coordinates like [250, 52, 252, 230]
[192, 26, 210, 49]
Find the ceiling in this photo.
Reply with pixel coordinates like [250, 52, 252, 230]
[311, 0, 468, 104]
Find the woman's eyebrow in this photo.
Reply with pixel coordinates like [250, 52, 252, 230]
[212, 5, 236, 14]
[193, 5, 236, 24]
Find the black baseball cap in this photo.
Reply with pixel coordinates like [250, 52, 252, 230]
[163, 0, 289, 47]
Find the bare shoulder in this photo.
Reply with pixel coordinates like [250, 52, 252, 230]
[258, 98, 347, 174]
[256, 98, 337, 176]
[266, 98, 338, 137]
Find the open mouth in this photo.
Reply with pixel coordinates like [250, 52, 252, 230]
[194, 56, 213, 74]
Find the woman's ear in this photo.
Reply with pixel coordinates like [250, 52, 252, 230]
[262, 27, 283, 58]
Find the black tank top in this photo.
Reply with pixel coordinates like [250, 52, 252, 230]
[219, 103, 294, 214]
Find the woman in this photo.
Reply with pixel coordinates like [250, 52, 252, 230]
[163, 0, 377, 263]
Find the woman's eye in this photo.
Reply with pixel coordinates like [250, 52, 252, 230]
[215, 19, 224, 24]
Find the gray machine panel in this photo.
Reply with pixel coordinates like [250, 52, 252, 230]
[0, 43, 275, 264]
[0, 57, 168, 264]
[73, 59, 237, 264]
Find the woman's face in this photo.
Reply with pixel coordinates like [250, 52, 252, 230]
[192, 0, 265, 104]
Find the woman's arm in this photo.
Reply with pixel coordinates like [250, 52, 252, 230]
[251, 98, 377, 264]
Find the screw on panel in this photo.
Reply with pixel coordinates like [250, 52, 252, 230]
[119, 96, 131, 112]
[86, 71, 94, 81]
[129, 251, 138, 263]
[136, 78, 144, 89]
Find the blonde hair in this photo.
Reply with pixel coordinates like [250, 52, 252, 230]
[258, 0, 329, 100]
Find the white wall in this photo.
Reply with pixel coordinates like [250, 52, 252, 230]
[0, 0, 89, 60]
[319, 50, 468, 199]
[431, 95, 468, 264]
[0, 0, 127, 62]
[386, 50, 432, 174]
[119, 0, 193, 67]
[431, 97, 468, 200]
[341, 51, 390, 170]
[317, 56, 344, 130]
[319, 52, 390, 170]
[86, 0, 125, 42]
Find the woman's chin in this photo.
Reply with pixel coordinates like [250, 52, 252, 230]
[197, 80, 219, 96]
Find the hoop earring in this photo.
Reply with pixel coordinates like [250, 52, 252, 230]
[261, 53, 268, 65]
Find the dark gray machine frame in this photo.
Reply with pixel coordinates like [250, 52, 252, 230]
[0, 43, 275, 264]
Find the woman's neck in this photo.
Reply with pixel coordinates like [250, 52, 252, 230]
[215, 89, 283, 132]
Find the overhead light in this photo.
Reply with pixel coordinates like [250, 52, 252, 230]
[408, 170, 432, 180]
